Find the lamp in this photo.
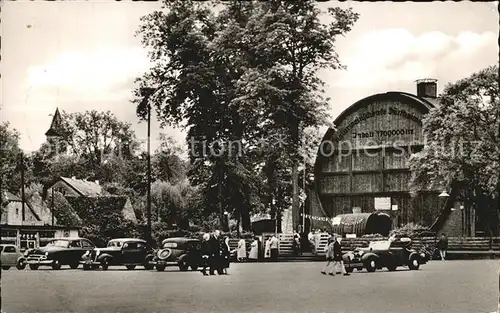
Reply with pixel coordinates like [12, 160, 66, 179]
[438, 191, 450, 198]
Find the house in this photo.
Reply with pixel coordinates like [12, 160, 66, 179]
[1, 190, 80, 249]
[46, 176, 137, 223]
[1, 191, 43, 226]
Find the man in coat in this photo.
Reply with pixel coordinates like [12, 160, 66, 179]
[437, 233, 448, 261]
[208, 230, 224, 275]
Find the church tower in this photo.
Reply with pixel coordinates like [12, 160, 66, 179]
[45, 108, 65, 154]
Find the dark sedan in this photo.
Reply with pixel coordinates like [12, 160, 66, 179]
[152, 237, 202, 271]
[25, 238, 95, 270]
[81, 238, 154, 270]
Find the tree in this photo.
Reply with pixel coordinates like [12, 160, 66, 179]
[230, 2, 359, 229]
[409, 65, 500, 236]
[135, 1, 358, 231]
[0, 122, 23, 193]
[153, 133, 186, 184]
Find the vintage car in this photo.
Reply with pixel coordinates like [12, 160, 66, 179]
[25, 238, 95, 270]
[342, 238, 427, 273]
[1, 244, 27, 270]
[81, 238, 154, 270]
[153, 237, 203, 271]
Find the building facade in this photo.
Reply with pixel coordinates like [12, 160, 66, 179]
[305, 80, 442, 232]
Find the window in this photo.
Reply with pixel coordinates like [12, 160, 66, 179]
[4, 246, 16, 253]
[69, 241, 81, 248]
[81, 240, 94, 248]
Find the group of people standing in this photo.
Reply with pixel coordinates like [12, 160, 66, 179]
[200, 230, 231, 276]
[236, 235, 280, 262]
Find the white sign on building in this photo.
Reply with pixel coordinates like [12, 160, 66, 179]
[374, 197, 391, 211]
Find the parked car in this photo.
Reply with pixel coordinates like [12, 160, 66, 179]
[342, 237, 427, 273]
[81, 238, 154, 270]
[1, 244, 27, 270]
[25, 238, 95, 270]
[153, 237, 203, 271]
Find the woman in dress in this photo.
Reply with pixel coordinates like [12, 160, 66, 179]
[237, 238, 247, 262]
[248, 237, 259, 262]
[264, 236, 271, 261]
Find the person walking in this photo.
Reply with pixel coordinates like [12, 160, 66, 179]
[270, 235, 279, 262]
[321, 237, 335, 275]
[248, 237, 259, 262]
[208, 230, 223, 275]
[221, 236, 231, 274]
[437, 233, 448, 261]
[237, 238, 247, 262]
[264, 236, 271, 261]
[332, 235, 350, 276]
[200, 233, 211, 276]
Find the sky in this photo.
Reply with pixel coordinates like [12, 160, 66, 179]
[1, 1, 498, 155]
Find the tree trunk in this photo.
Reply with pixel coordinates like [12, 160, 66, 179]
[291, 161, 299, 233]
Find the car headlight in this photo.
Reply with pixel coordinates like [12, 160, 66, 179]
[45, 252, 49, 256]
[358, 250, 364, 256]
[420, 253, 425, 258]
[95, 249, 100, 256]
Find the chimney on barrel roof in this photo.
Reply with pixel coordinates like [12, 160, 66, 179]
[416, 78, 437, 98]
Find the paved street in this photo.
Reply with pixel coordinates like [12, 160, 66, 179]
[1, 260, 498, 313]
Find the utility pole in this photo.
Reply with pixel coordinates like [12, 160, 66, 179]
[18, 153, 26, 222]
[147, 98, 152, 244]
[51, 187, 55, 226]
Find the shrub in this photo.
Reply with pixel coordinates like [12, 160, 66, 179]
[389, 223, 435, 238]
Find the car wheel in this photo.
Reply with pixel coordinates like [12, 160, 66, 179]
[179, 262, 189, 271]
[101, 258, 109, 270]
[16, 259, 26, 270]
[156, 264, 166, 272]
[408, 255, 420, 270]
[29, 264, 39, 270]
[386, 259, 397, 271]
[69, 262, 79, 269]
[365, 257, 377, 272]
[83, 264, 91, 271]
[345, 267, 354, 273]
[52, 260, 62, 270]
[144, 256, 154, 270]
[126, 265, 136, 270]
[2, 266, 10, 270]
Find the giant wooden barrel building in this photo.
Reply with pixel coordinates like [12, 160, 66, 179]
[304, 80, 440, 233]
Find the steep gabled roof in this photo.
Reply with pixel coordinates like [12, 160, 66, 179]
[59, 177, 104, 197]
[45, 108, 64, 137]
[1, 191, 42, 221]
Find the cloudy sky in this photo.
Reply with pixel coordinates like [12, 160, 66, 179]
[1, 1, 498, 154]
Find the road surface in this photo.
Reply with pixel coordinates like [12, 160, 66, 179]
[1, 260, 498, 313]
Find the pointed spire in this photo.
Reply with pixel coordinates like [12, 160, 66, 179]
[45, 108, 63, 137]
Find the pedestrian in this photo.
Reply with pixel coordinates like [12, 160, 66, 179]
[270, 235, 279, 262]
[209, 230, 223, 275]
[221, 236, 231, 274]
[437, 233, 448, 261]
[321, 237, 335, 275]
[264, 236, 271, 261]
[292, 231, 301, 255]
[248, 237, 259, 262]
[332, 235, 350, 276]
[200, 233, 211, 276]
[237, 238, 247, 262]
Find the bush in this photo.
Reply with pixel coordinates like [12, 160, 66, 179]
[389, 223, 435, 238]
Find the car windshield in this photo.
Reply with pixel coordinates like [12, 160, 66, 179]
[368, 241, 391, 250]
[46, 240, 70, 248]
